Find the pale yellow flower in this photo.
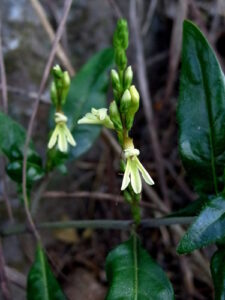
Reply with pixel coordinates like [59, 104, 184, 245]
[78, 108, 114, 129]
[121, 148, 154, 194]
[48, 112, 76, 153]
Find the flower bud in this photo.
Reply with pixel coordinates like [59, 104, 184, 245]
[120, 89, 131, 113]
[61, 71, 71, 105]
[113, 19, 129, 50]
[124, 66, 133, 89]
[109, 100, 123, 131]
[125, 85, 140, 130]
[115, 49, 127, 71]
[50, 81, 58, 107]
[111, 69, 120, 90]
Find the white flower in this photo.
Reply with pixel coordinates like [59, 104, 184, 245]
[48, 112, 76, 152]
[77, 108, 114, 129]
[121, 148, 154, 194]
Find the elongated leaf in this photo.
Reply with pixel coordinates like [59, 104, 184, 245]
[27, 244, 66, 300]
[211, 247, 225, 300]
[177, 196, 225, 254]
[63, 48, 114, 160]
[106, 235, 174, 300]
[168, 196, 208, 217]
[0, 112, 44, 185]
[178, 20, 225, 195]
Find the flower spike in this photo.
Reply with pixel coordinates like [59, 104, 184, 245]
[48, 112, 76, 153]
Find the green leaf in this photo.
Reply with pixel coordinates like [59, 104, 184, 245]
[177, 195, 225, 254]
[63, 47, 114, 160]
[169, 196, 208, 217]
[27, 244, 66, 300]
[0, 112, 44, 185]
[106, 234, 174, 300]
[211, 247, 225, 300]
[177, 20, 225, 195]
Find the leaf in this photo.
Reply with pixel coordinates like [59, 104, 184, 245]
[177, 20, 225, 195]
[27, 244, 66, 300]
[177, 195, 225, 254]
[168, 196, 208, 217]
[63, 47, 114, 160]
[0, 112, 44, 185]
[211, 247, 225, 300]
[106, 234, 174, 300]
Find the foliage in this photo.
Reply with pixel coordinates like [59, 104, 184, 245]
[27, 244, 66, 300]
[106, 235, 174, 300]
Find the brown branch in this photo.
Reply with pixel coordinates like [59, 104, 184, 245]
[29, 0, 75, 75]
[129, 0, 169, 203]
[22, 0, 73, 242]
[5, 266, 26, 290]
[43, 190, 165, 212]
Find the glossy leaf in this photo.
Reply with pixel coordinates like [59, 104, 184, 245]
[61, 47, 114, 160]
[178, 20, 225, 195]
[106, 234, 174, 300]
[27, 244, 66, 300]
[177, 196, 225, 254]
[0, 112, 44, 184]
[169, 196, 208, 217]
[211, 247, 225, 300]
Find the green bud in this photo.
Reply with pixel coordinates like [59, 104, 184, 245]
[124, 66, 133, 89]
[111, 69, 120, 90]
[115, 49, 127, 71]
[109, 100, 123, 132]
[52, 64, 63, 79]
[50, 81, 58, 106]
[125, 85, 140, 130]
[61, 71, 70, 105]
[120, 89, 131, 113]
[113, 19, 129, 50]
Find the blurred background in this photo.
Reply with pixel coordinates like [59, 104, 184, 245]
[1, 0, 225, 299]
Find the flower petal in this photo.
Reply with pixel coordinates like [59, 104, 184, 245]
[130, 158, 142, 194]
[98, 108, 107, 120]
[58, 126, 68, 152]
[48, 127, 59, 149]
[121, 158, 131, 191]
[64, 125, 76, 146]
[135, 157, 154, 185]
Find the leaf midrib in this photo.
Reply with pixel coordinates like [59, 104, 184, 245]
[133, 234, 138, 300]
[39, 248, 50, 300]
[197, 47, 218, 194]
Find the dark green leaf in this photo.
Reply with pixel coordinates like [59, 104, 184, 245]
[178, 20, 225, 195]
[0, 112, 44, 184]
[211, 247, 225, 300]
[177, 196, 225, 254]
[27, 244, 66, 300]
[63, 47, 114, 160]
[169, 197, 208, 217]
[106, 234, 174, 300]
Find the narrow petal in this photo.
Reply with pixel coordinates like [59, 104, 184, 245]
[121, 159, 131, 191]
[130, 158, 142, 194]
[48, 127, 59, 149]
[58, 127, 68, 152]
[135, 157, 154, 185]
[64, 126, 76, 146]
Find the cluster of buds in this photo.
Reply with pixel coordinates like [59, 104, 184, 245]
[48, 65, 76, 153]
[78, 19, 154, 198]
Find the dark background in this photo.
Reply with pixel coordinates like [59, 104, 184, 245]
[1, 0, 225, 299]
